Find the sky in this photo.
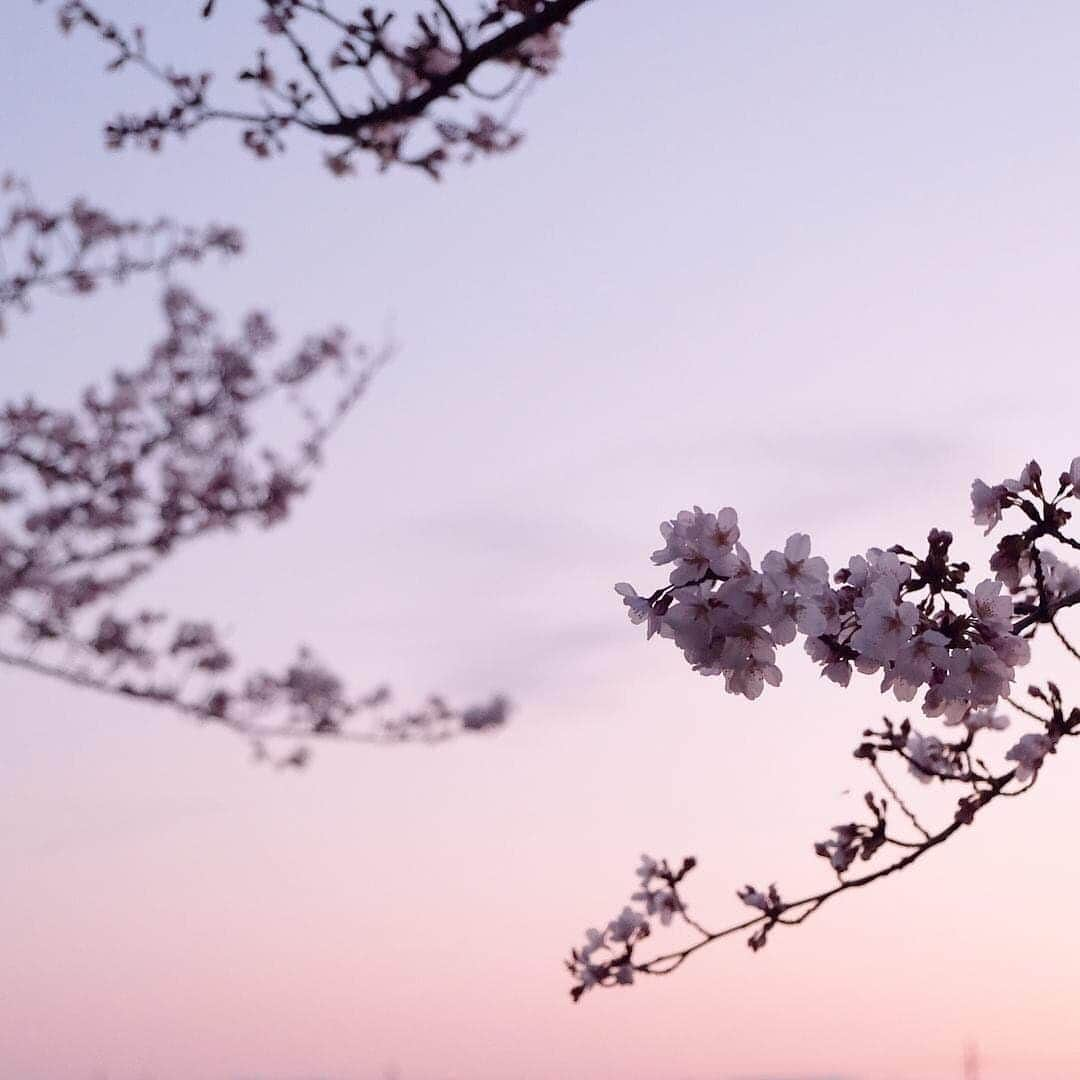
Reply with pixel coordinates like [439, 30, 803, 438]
[3, 2, 1080, 1078]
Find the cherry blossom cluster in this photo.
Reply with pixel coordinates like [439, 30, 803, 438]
[572, 458, 1080, 999]
[974, 458, 1080, 599]
[44, 0, 592, 178]
[615, 476, 1080, 719]
[569, 855, 696, 999]
[0, 175, 242, 329]
[8, 3, 562, 751]
[1, 281, 507, 756]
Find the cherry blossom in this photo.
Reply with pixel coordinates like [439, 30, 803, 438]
[570, 456, 1080, 1001]
[945, 707, 1010, 733]
[906, 731, 958, 783]
[44, 0, 594, 179]
[2, 199, 507, 758]
[967, 579, 1013, 632]
[761, 533, 829, 594]
[1039, 550, 1080, 602]
[616, 504, 1035, 716]
[849, 589, 920, 668]
[1005, 732, 1054, 782]
[971, 478, 1009, 534]
[884, 630, 949, 702]
[737, 885, 776, 912]
[607, 906, 647, 944]
[0, 176, 241, 330]
[614, 582, 664, 638]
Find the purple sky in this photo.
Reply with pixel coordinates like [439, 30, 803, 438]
[4, 3, 1080, 1078]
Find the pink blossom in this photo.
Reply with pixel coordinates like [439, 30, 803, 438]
[762, 533, 829, 594]
[1005, 733, 1054, 781]
[971, 478, 1008, 534]
[968, 579, 1013, 633]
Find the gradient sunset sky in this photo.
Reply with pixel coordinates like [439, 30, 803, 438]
[4, 3, 1080, 1078]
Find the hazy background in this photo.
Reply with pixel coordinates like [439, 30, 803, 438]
[3, 2, 1080, 1078]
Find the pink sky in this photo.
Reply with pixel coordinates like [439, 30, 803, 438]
[4, 3, 1080, 1078]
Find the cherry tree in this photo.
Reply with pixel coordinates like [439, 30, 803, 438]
[44, 0, 593, 178]
[7, 1, 594, 757]
[568, 459, 1080, 998]
[1, 181, 510, 761]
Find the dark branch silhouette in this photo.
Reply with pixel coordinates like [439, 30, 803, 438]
[44, 0, 595, 178]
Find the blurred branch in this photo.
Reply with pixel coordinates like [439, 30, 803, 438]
[43, 0, 595, 178]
